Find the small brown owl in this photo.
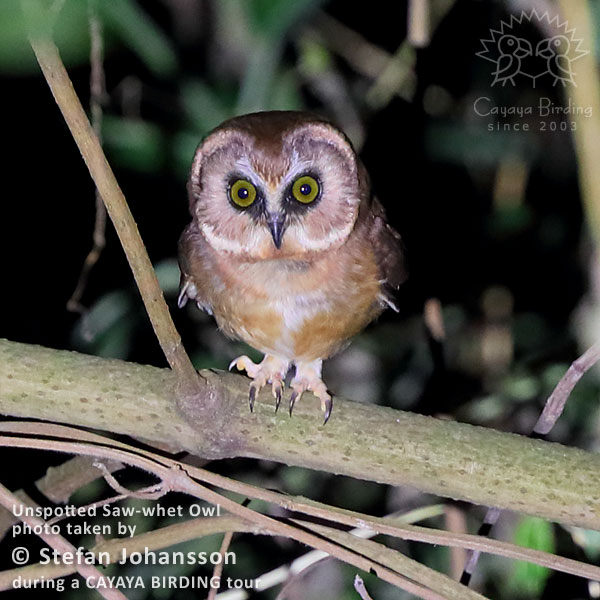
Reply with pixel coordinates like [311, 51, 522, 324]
[178, 111, 405, 422]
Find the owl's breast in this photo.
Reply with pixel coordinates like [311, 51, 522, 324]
[210, 262, 328, 358]
[210, 243, 383, 361]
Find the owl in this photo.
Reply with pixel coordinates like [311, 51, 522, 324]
[178, 111, 405, 423]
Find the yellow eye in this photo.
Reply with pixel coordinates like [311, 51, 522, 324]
[229, 179, 257, 208]
[292, 175, 320, 204]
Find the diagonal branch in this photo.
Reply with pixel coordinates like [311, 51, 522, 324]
[534, 342, 600, 435]
[20, 0, 199, 391]
[67, 0, 108, 314]
[290, 518, 487, 600]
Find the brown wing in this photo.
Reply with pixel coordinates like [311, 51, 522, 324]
[369, 197, 407, 312]
[177, 221, 214, 315]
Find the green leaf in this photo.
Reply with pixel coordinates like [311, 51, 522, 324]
[268, 69, 302, 111]
[247, 0, 326, 38]
[509, 517, 555, 597]
[425, 123, 537, 167]
[103, 116, 166, 172]
[489, 205, 534, 236]
[298, 36, 332, 76]
[0, 0, 89, 74]
[181, 79, 231, 134]
[99, 0, 177, 77]
[172, 130, 202, 180]
[235, 37, 281, 114]
[235, 0, 326, 113]
[154, 259, 181, 296]
[71, 290, 135, 359]
[502, 372, 540, 402]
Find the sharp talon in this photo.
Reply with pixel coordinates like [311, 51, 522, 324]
[177, 290, 188, 309]
[230, 355, 289, 414]
[274, 386, 282, 412]
[289, 390, 300, 416]
[249, 386, 256, 412]
[323, 396, 333, 425]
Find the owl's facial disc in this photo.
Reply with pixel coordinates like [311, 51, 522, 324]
[227, 170, 324, 251]
[263, 173, 321, 249]
[227, 175, 288, 249]
[189, 116, 362, 259]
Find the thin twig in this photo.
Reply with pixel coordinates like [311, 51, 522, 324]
[1, 444, 443, 600]
[460, 508, 501, 585]
[0, 432, 452, 599]
[0, 457, 123, 541]
[354, 575, 374, 600]
[47, 484, 164, 527]
[314, 14, 391, 79]
[208, 532, 234, 600]
[67, 0, 107, 313]
[534, 342, 600, 435]
[263, 506, 446, 600]
[365, 1, 456, 108]
[21, 0, 199, 388]
[93, 461, 168, 500]
[424, 298, 446, 342]
[408, 0, 430, 47]
[462, 342, 600, 584]
[444, 505, 468, 580]
[289, 518, 487, 600]
[1, 424, 599, 583]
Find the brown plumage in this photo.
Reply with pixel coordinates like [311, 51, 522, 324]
[178, 111, 406, 422]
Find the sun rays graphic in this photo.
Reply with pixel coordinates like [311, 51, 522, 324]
[477, 10, 589, 87]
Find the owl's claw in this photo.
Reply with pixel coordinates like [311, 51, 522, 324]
[230, 355, 289, 413]
[322, 396, 333, 425]
[288, 383, 332, 422]
[229, 356, 261, 411]
[273, 380, 283, 412]
[289, 389, 301, 416]
[229, 355, 260, 377]
[289, 359, 333, 423]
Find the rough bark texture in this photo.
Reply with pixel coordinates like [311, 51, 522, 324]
[1, 338, 599, 530]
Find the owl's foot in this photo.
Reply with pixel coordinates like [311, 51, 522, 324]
[229, 354, 290, 412]
[290, 359, 333, 424]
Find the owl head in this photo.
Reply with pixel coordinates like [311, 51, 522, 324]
[187, 111, 368, 261]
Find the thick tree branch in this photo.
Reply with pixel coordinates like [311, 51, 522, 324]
[2, 338, 600, 530]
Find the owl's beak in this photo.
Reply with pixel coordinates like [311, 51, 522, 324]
[266, 213, 287, 249]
